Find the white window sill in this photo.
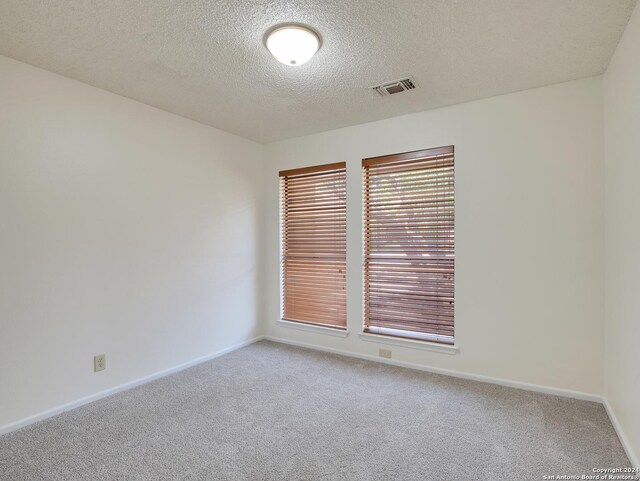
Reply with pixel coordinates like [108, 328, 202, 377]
[358, 332, 458, 355]
[276, 319, 350, 338]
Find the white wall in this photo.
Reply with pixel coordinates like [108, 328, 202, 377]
[0, 55, 263, 429]
[604, 2, 640, 467]
[263, 77, 604, 396]
[0, 43, 625, 442]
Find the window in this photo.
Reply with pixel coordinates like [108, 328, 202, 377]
[363, 146, 455, 344]
[280, 163, 347, 329]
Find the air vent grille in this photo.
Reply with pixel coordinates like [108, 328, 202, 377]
[372, 77, 418, 97]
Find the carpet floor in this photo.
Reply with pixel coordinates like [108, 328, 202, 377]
[0, 340, 630, 480]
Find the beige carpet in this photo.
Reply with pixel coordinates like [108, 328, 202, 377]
[0, 341, 630, 480]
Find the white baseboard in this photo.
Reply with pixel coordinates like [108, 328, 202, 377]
[266, 336, 640, 465]
[4, 335, 636, 469]
[263, 335, 603, 403]
[0, 335, 264, 436]
[603, 398, 640, 469]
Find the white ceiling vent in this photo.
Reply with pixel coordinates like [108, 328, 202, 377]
[371, 77, 418, 97]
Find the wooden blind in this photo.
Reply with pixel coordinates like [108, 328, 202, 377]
[280, 162, 347, 329]
[363, 146, 455, 344]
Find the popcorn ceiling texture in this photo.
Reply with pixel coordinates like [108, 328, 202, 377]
[0, 0, 636, 143]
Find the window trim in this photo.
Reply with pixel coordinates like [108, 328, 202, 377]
[277, 319, 351, 337]
[362, 145, 455, 344]
[358, 331, 458, 354]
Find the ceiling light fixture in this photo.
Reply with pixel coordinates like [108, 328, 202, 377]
[265, 25, 320, 66]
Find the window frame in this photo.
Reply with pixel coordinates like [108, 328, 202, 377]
[362, 146, 455, 345]
[279, 162, 348, 331]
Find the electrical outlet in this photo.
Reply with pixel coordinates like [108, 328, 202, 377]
[379, 348, 392, 359]
[94, 354, 106, 372]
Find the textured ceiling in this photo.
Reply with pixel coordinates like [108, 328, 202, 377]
[0, 0, 636, 143]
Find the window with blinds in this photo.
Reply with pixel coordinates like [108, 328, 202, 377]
[363, 146, 455, 344]
[280, 162, 347, 329]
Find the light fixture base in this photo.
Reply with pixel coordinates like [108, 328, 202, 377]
[264, 23, 322, 67]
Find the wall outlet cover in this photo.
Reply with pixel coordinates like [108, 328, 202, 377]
[94, 354, 106, 372]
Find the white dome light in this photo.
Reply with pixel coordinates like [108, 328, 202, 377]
[266, 25, 320, 66]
